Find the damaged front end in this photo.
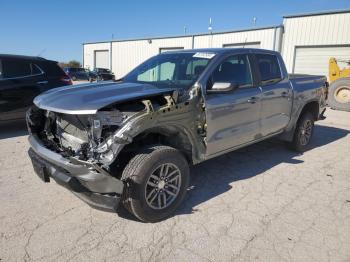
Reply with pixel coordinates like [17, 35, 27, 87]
[26, 105, 130, 212]
[26, 87, 206, 212]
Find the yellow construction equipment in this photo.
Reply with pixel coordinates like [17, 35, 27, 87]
[328, 57, 350, 111]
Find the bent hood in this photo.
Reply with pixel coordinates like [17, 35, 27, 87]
[34, 82, 177, 114]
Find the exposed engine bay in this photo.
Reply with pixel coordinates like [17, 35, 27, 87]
[27, 90, 207, 172]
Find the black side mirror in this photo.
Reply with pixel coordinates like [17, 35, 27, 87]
[207, 82, 239, 93]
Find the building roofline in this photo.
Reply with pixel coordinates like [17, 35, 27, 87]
[82, 25, 283, 45]
[283, 9, 350, 19]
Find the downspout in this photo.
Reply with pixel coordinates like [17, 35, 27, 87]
[273, 25, 284, 53]
[191, 35, 195, 49]
[82, 44, 85, 68]
[272, 27, 277, 51]
[110, 41, 113, 72]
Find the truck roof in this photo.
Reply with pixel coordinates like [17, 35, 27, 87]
[160, 48, 279, 55]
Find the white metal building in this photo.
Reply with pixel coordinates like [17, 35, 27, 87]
[83, 9, 350, 79]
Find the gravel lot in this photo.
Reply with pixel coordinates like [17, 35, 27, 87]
[0, 109, 349, 262]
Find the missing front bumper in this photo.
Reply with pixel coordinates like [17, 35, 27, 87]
[28, 135, 124, 212]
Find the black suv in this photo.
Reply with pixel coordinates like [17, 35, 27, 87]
[92, 68, 115, 81]
[0, 54, 72, 122]
[64, 67, 96, 82]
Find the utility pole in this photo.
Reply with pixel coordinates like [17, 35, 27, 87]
[208, 18, 213, 48]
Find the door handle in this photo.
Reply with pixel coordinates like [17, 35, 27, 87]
[37, 81, 48, 85]
[247, 97, 258, 104]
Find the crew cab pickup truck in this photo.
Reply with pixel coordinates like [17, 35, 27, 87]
[27, 48, 328, 222]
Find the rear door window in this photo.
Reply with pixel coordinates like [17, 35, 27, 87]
[2, 60, 31, 78]
[256, 54, 282, 85]
[31, 63, 43, 75]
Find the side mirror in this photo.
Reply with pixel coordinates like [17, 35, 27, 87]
[207, 82, 239, 93]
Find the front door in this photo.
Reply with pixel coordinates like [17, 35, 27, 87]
[204, 54, 262, 156]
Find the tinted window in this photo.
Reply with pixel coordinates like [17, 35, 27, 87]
[31, 63, 42, 75]
[256, 54, 282, 84]
[41, 62, 65, 77]
[211, 54, 252, 87]
[2, 60, 31, 78]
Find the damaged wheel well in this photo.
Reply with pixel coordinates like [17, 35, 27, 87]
[109, 126, 194, 179]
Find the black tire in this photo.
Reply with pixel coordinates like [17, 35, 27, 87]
[71, 76, 77, 81]
[288, 112, 315, 152]
[328, 78, 350, 112]
[121, 145, 189, 222]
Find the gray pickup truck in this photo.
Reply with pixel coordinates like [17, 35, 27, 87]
[27, 48, 328, 222]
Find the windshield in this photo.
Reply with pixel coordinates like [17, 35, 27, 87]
[123, 52, 215, 88]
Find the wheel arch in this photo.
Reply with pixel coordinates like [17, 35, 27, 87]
[110, 124, 199, 178]
[280, 100, 319, 142]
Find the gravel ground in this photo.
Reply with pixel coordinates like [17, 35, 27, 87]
[0, 109, 349, 262]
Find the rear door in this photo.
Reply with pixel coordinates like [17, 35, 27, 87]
[254, 53, 292, 136]
[204, 53, 262, 156]
[0, 59, 45, 121]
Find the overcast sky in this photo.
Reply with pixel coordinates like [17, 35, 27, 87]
[1, 0, 349, 62]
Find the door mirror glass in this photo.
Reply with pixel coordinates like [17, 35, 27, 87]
[207, 82, 238, 93]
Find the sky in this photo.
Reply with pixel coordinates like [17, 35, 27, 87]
[1, 0, 349, 62]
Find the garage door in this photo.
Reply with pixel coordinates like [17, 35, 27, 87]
[294, 46, 350, 77]
[94, 50, 109, 69]
[223, 42, 261, 48]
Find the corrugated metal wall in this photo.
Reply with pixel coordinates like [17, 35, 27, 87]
[83, 27, 281, 78]
[282, 12, 350, 73]
[83, 11, 350, 78]
[193, 27, 280, 50]
[111, 36, 193, 78]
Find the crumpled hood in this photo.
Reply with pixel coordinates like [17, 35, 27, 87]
[34, 82, 176, 114]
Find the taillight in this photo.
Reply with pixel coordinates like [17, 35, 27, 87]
[60, 74, 73, 85]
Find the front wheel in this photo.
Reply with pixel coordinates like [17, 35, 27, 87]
[121, 145, 189, 222]
[288, 112, 314, 152]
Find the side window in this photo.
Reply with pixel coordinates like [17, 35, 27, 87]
[2, 60, 31, 78]
[210, 54, 253, 88]
[31, 63, 43, 75]
[41, 62, 65, 77]
[256, 54, 282, 85]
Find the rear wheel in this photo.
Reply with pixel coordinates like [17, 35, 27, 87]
[288, 112, 314, 152]
[121, 145, 189, 222]
[328, 78, 350, 112]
